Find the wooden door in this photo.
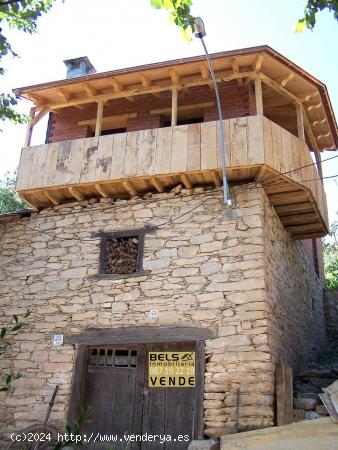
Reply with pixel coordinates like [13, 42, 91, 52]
[81, 342, 202, 450]
[142, 342, 198, 449]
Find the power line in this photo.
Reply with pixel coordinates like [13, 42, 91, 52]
[157, 197, 210, 228]
[261, 154, 338, 187]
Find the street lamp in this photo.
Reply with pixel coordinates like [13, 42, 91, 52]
[194, 17, 231, 207]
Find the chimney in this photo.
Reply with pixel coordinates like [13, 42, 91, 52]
[63, 56, 96, 79]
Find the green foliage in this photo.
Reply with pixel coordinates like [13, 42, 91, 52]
[150, 0, 195, 40]
[0, 0, 56, 124]
[323, 216, 338, 289]
[0, 172, 27, 213]
[296, 0, 338, 31]
[53, 407, 92, 449]
[0, 309, 31, 392]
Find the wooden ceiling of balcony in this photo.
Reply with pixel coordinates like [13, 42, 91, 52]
[14, 45, 337, 152]
[18, 165, 327, 240]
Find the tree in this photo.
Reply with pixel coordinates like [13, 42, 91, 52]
[1, 310, 30, 392]
[296, 0, 338, 31]
[150, 0, 194, 39]
[0, 173, 27, 213]
[323, 215, 338, 289]
[0, 0, 56, 125]
[150, 0, 338, 35]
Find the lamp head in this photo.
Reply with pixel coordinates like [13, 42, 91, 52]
[194, 17, 206, 38]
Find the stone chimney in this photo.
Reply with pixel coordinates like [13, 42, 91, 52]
[63, 56, 96, 79]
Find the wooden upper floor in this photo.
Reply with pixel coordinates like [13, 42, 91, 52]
[14, 46, 337, 239]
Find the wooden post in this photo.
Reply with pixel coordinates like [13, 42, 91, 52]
[314, 150, 323, 180]
[296, 102, 305, 141]
[276, 361, 293, 426]
[95, 101, 104, 137]
[254, 75, 263, 115]
[171, 87, 178, 126]
[24, 107, 36, 147]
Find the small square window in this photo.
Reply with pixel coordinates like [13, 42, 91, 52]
[92, 228, 154, 279]
[103, 235, 139, 275]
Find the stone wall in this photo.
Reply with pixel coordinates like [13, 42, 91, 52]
[324, 289, 338, 348]
[263, 193, 326, 372]
[0, 184, 326, 443]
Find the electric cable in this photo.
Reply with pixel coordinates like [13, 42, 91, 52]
[261, 154, 338, 187]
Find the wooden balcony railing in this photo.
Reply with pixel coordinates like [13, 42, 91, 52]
[16, 115, 328, 239]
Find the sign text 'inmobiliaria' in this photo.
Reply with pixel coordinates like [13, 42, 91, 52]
[148, 352, 195, 387]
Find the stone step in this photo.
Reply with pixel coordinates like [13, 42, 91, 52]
[294, 397, 318, 410]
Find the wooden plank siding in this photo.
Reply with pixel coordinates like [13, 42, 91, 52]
[16, 116, 329, 238]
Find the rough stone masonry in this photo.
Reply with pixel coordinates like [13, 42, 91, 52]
[0, 184, 326, 441]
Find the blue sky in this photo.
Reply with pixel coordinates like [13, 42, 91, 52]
[0, 0, 337, 222]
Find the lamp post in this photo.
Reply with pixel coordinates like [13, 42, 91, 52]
[194, 17, 231, 206]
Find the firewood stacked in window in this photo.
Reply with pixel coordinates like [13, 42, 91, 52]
[104, 236, 139, 274]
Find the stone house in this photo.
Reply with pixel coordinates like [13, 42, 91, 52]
[0, 45, 337, 447]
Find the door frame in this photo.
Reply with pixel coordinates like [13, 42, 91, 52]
[67, 326, 214, 439]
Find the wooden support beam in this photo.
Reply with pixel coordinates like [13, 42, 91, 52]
[312, 117, 327, 127]
[171, 87, 178, 127]
[95, 101, 104, 137]
[286, 223, 324, 234]
[122, 180, 138, 197]
[314, 150, 323, 180]
[31, 107, 49, 127]
[264, 183, 296, 195]
[94, 183, 110, 198]
[111, 78, 124, 92]
[256, 166, 267, 182]
[269, 191, 309, 206]
[275, 362, 293, 426]
[57, 88, 71, 102]
[24, 107, 36, 147]
[279, 72, 294, 87]
[210, 170, 222, 187]
[252, 54, 264, 71]
[169, 69, 180, 84]
[293, 232, 326, 240]
[295, 102, 305, 141]
[281, 212, 317, 226]
[180, 173, 192, 189]
[260, 73, 300, 104]
[231, 58, 243, 86]
[317, 132, 330, 141]
[69, 186, 85, 201]
[140, 75, 152, 88]
[84, 83, 98, 97]
[274, 202, 313, 216]
[308, 102, 321, 113]
[39, 71, 256, 110]
[150, 176, 165, 193]
[20, 193, 38, 209]
[300, 90, 319, 102]
[302, 105, 319, 151]
[44, 190, 59, 206]
[254, 75, 263, 115]
[200, 64, 209, 80]
[27, 93, 46, 107]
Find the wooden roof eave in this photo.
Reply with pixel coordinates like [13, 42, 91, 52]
[13, 45, 337, 151]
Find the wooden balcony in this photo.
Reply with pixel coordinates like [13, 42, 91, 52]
[16, 115, 328, 239]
